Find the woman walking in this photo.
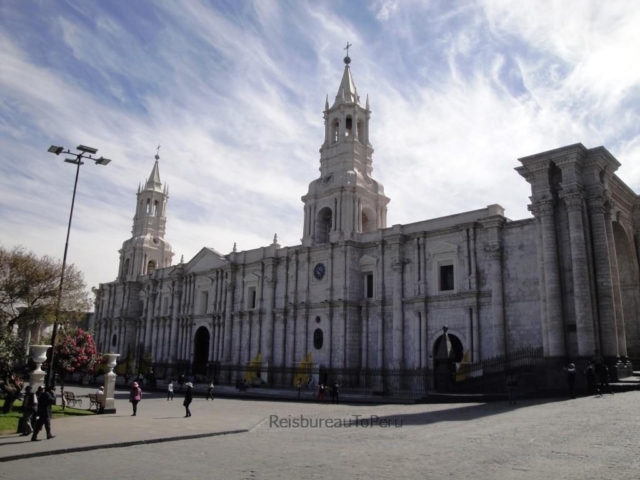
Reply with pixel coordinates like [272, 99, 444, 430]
[167, 381, 174, 401]
[206, 382, 215, 401]
[129, 381, 142, 416]
[183, 382, 193, 417]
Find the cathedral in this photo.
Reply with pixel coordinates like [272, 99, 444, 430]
[95, 55, 640, 388]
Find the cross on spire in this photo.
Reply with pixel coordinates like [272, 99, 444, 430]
[344, 42, 352, 56]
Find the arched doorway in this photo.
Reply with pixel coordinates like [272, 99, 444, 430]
[432, 332, 464, 391]
[192, 327, 210, 376]
[613, 221, 639, 358]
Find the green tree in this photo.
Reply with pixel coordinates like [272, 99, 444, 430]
[0, 244, 91, 410]
[0, 323, 25, 413]
[0, 245, 91, 333]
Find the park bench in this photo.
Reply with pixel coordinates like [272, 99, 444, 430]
[62, 391, 82, 408]
[88, 393, 104, 411]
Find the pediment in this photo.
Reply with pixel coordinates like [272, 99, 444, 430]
[359, 254, 377, 267]
[183, 247, 229, 274]
[428, 241, 458, 255]
[243, 272, 260, 284]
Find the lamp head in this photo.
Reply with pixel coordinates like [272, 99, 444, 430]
[76, 145, 98, 154]
[48, 145, 64, 155]
[95, 157, 111, 166]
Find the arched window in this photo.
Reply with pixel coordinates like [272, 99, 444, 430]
[345, 116, 353, 137]
[123, 258, 130, 277]
[357, 120, 364, 142]
[361, 207, 377, 233]
[153, 200, 159, 217]
[146, 199, 151, 214]
[147, 260, 156, 274]
[316, 207, 333, 244]
[332, 119, 339, 144]
[313, 329, 324, 350]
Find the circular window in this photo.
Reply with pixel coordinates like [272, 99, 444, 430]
[315, 316, 321, 324]
[313, 328, 324, 350]
[111, 334, 117, 348]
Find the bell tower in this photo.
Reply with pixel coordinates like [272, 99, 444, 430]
[117, 148, 174, 280]
[301, 48, 390, 245]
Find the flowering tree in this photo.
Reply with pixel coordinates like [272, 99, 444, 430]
[51, 328, 100, 390]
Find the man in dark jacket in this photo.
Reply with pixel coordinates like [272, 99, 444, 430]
[31, 386, 56, 441]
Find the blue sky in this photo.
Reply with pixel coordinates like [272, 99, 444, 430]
[1, 0, 639, 295]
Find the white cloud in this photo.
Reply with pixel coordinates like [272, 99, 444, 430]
[0, 0, 638, 304]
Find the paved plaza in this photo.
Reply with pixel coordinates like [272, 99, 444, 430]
[1, 388, 639, 479]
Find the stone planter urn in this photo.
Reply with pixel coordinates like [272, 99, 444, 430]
[29, 345, 50, 388]
[103, 353, 120, 374]
[101, 353, 120, 414]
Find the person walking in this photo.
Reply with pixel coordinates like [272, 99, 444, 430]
[584, 362, 601, 397]
[506, 372, 518, 405]
[129, 381, 142, 416]
[331, 381, 340, 404]
[167, 381, 174, 401]
[20, 386, 37, 436]
[206, 382, 215, 401]
[297, 378, 302, 398]
[599, 365, 615, 395]
[565, 363, 577, 399]
[184, 382, 193, 417]
[31, 385, 56, 441]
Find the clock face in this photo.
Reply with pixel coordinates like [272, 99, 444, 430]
[313, 263, 326, 280]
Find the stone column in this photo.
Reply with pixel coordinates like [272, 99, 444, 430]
[168, 289, 180, 361]
[285, 314, 295, 367]
[261, 276, 276, 364]
[485, 244, 506, 357]
[563, 193, 596, 356]
[223, 278, 234, 363]
[376, 241, 385, 369]
[391, 257, 405, 368]
[587, 195, 619, 360]
[605, 205, 627, 358]
[536, 199, 565, 357]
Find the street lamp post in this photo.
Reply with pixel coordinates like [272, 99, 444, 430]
[46, 145, 111, 388]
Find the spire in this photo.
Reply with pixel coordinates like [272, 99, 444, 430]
[332, 45, 359, 108]
[366, 94, 369, 110]
[145, 146, 163, 192]
[325, 94, 329, 111]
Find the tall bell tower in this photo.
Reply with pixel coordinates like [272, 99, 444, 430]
[301, 48, 390, 245]
[117, 148, 174, 280]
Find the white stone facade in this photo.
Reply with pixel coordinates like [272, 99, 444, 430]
[95, 60, 640, 378]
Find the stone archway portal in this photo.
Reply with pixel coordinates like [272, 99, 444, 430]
[193, 326, 210, 376]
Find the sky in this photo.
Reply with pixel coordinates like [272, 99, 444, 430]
[1, 0, 639, 301]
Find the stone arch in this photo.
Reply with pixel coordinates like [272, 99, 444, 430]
[147, 260, 156, 274]
[331, 119, 340, 144]
[192, 326, 210, 375]
[345, 115, 353, 137]
[123, 258, 130, 277]
[361, 206, 377, 233]
[357, 119, 364, 142]
[431, 330, 465, 392]
[613, 221, 640, 357]
[316, 207, 333, 244]
[432, 332, 464, 364]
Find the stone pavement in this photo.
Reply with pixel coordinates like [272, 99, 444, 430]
[2, 389, 639, 479]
